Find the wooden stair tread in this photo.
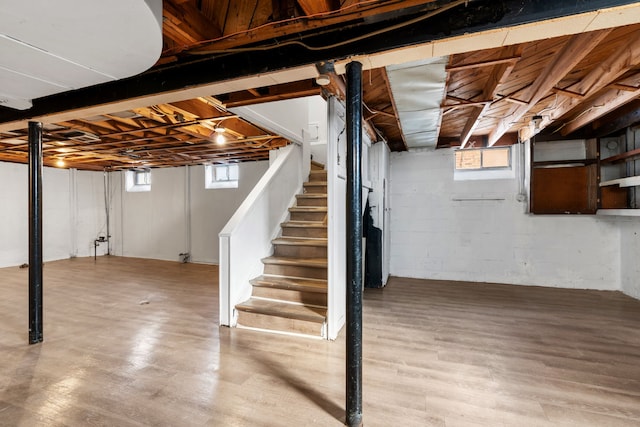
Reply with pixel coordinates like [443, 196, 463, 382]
[289, 206, 327, 212]
[304, 181, 327, 186]
[250, 275, 327, 293]
[262, 256, 327, 268]
[272, 237, 327, 246]
[310, 160, 325, 170]
[281, 221, 326, 228]
[296, 193, 327, 198]
[236, 298, 326, 323]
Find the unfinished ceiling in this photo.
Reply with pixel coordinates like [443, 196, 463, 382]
[2, 1, 640, 170]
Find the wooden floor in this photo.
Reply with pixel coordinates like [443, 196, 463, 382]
[1, 257, 640, 426]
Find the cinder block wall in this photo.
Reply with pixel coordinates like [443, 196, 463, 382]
[389, 148, 621, 291]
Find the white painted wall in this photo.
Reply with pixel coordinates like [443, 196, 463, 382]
[112, 161, 268, 264]
[0, 162, 106, 268]
[230, 97, 309, 144]
[308, 96, 328, 166]
[368, 141, 391, 285]
[0, 162, 29, 267]
[327, 96, 347, 339]
[619, 219, 640, 299]
[390, 147, 621, 290]
[219, 145, 306, 326]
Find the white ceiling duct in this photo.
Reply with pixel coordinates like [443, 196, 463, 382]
[386, 56, 448, 149]
[0, 0, 163, 110]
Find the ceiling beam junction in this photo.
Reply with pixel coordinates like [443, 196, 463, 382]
[488, 29, 612, 146]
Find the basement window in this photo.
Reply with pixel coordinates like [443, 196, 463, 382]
[205, 164, 239, 189]
[454, 146, 514, 181]
[125, 169, 151, 192]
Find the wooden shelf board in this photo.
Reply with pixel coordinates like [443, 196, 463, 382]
[597, 209, 640, 217]
[599, 176, 640, 187]
[533, 159, 596, 167]
[601, 147, 640, 164]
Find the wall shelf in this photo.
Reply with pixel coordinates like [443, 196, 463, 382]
[601, 147, 640, 164]
[600, 176, 640, 188]
[597, 209, 640, 217]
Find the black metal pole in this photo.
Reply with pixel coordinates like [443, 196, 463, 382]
[28, 121, 44, 344]
[345, 61, 363, 427]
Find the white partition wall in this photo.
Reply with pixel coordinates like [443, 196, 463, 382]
[219, 145, 305, 326]
[368, 141, 391, 285]
[327, 96, 347, 339]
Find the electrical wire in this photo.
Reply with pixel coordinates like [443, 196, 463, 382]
[166, 0, 451, 56]
[187, 0, 469, 55]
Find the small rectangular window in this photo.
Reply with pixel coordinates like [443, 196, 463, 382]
[205, 164, 239, 189]
[134, 170, 151, 185]
[455, 147, 510, 171]
[126, 169, 151, 192]
[454, 146, 514, 181]
[455, 149, 482, 170]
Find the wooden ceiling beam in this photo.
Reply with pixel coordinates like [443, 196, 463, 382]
[521, 29, 640, 140]
[223, 1, 258, 36]
[443, 96, 492, 108]
[459, 45, 523, 148]
[321, 71, 378, 142]
[163, 0, 222, 46]
[560, 86, 640, 136]
[296, 0, 337, 15]
[446, 55, 521, 73]
[551, 86, 584, 99]
[381, 68, 407, 151]
[587, 99, 640, 138]
[132, 106, 220, 142]
[219, 80, 321, 108]
[488, 29, 612, 146]
[189, 0, 440, 53]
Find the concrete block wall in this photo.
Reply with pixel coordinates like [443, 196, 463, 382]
[390, 148, 621, 290]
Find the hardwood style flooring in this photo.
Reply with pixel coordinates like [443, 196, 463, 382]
[1, 257, 640, 426]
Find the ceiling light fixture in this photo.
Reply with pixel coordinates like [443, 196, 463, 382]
[315, 74, 331, 86]
[532, 115, 543, 131]
[56, 158, 65, 167]
[215, 133, 226, 145]
[315, 61, 335, 86]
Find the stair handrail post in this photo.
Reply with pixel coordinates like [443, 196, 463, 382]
[345, 60, 363, 427]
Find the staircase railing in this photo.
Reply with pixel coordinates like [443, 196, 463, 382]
[219, 144, 306, 326]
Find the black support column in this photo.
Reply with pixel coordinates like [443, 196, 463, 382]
[345, 61, 363, 427]
[28, 121, 44, 345]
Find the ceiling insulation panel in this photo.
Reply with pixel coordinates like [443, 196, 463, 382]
[386, 56, 448, 149]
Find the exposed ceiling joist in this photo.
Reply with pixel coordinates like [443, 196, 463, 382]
[561, 85, 640, 136]
[381, 68, 407, 151]
[162, 0, 222, 46]
[187, 0, 441, 53]
[296, 0, 336, 15]
[488, 29, 613, 146]
[459, 45, 523, 148]
[217, 80, 322, 108]
[522, 29, 640, 140]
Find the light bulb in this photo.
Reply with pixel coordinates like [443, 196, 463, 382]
[56, 159, 65, 167]
[315, 74, 331, 86]
[215, 133, 226, 145]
